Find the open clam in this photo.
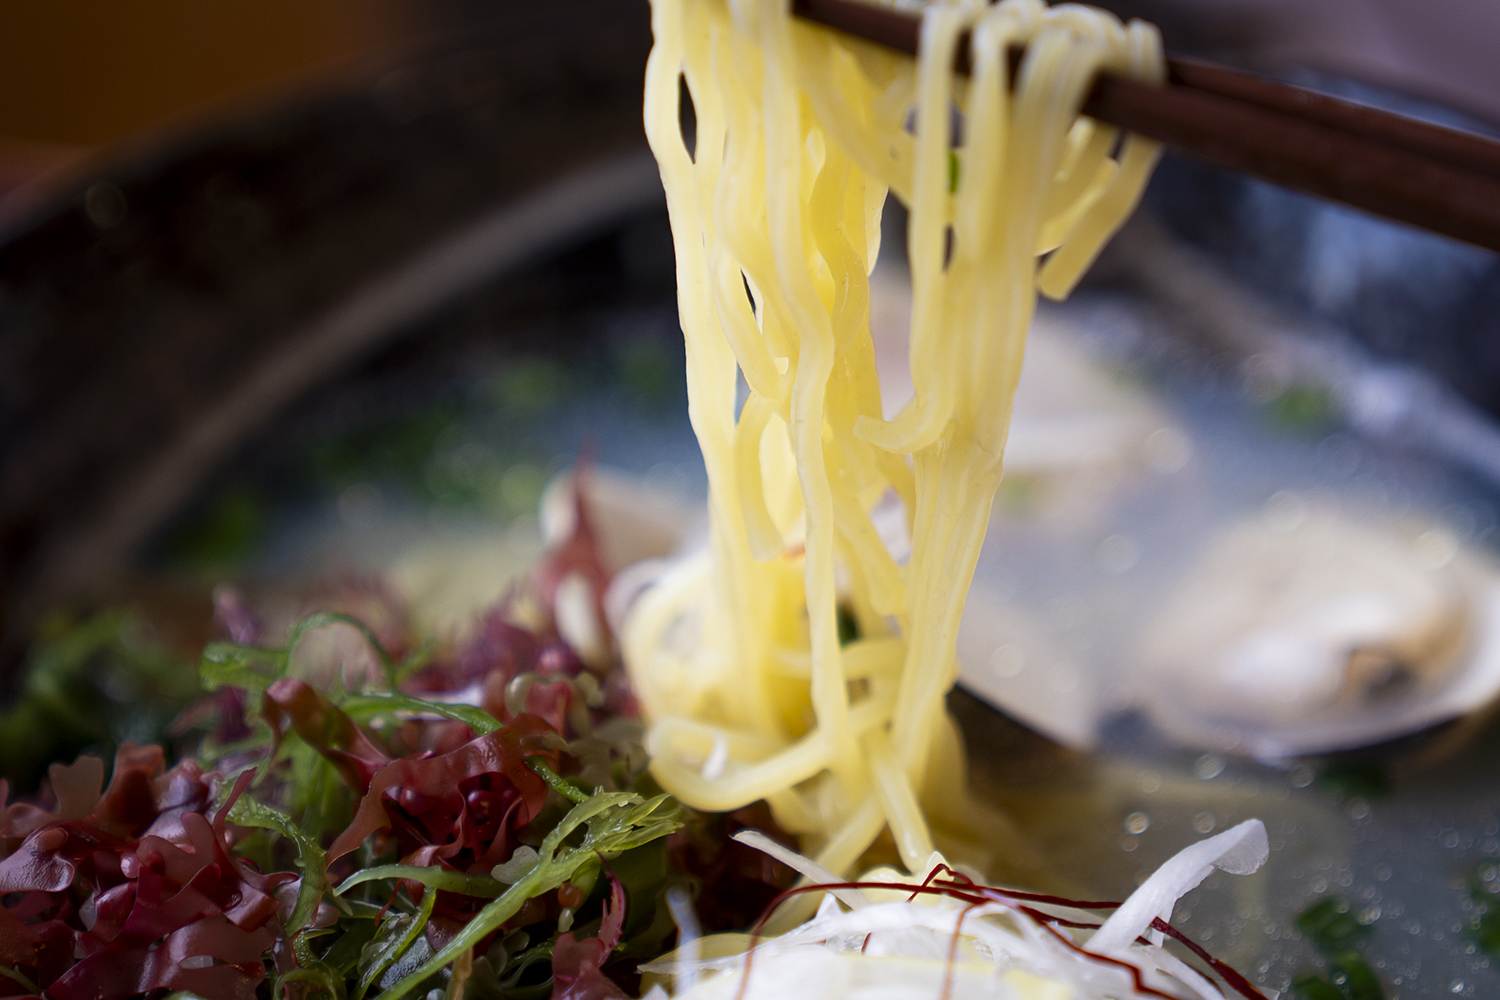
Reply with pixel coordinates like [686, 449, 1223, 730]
[1128, 503, 1500, 758]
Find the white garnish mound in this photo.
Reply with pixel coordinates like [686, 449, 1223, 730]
[641, 820, 1270, 1000]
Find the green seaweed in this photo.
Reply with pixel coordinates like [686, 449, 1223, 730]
[1466, 865, 1500, 959]
[1291, 898, 1383, 1000]
[1266, 382, 1334, 434]
[1316, 761, 1390, 801]
[358, 788, 681, 1000]
[0, 610, 197, 792]
[225, 786, 351, 936]
[165, 485, 267, 571]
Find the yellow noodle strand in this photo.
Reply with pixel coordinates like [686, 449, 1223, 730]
[633, 0, 1162, 877]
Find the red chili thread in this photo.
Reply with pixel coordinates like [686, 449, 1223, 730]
[734, 882, 986, 1000]
[1029, 918, 1187, 1000]
[1009, 904, 1266, 1000]
[728, 878, 1268, 1000]
[937, 902, 980, 1000]
[934, 874, 1125, 910]
[927, 868, 1270, 996]
[864, 861, 956, 953]
[1150, 917, 1269, 1000]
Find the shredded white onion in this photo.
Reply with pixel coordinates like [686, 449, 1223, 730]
[666, 884, 705, 996]
[731, 829, 871, 911]
[648, 820, 1271, 1000]
[1087, 819, 1269, 955]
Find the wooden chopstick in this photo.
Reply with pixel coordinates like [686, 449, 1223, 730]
[791, 0, 1500, 254]
[1163, 58, 1500, 181]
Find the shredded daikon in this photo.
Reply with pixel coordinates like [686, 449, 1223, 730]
[645, 820, 1271, 1000]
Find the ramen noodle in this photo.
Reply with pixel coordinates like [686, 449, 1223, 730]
[630, 0, 1164, 877]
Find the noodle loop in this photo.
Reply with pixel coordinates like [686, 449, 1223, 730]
[635, 0, 1163, 877]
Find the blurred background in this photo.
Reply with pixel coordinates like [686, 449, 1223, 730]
[1103, 0, 1500, 123]
[3, 0, 1499, 204]
[0, 0, 406, 201]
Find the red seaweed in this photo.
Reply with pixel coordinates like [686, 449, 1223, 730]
[327, 713, 558, 875]
[549, 871, 631, 1000]
[531, 464, 613, 641]
[1, 758, 292, 1000]
[261, 678, 392, 793]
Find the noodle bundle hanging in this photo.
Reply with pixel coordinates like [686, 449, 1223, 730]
[630, 0, 1164, 878]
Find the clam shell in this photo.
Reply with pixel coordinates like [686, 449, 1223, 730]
[1129, 509, 1500, 757]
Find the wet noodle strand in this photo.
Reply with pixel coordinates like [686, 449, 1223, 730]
[631, 0, 1163, 876]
